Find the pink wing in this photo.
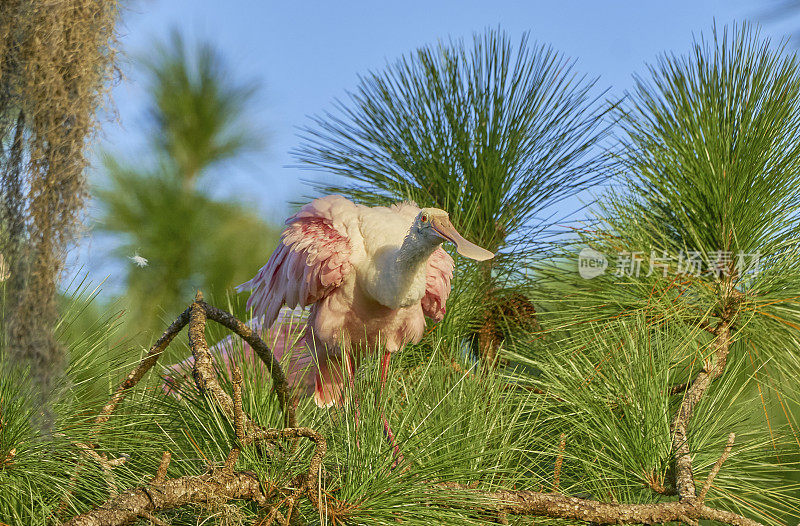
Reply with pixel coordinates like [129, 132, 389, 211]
[421, 247, 454, 322]
[237, 195, 355, 327]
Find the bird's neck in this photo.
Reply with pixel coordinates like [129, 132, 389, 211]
[368, 230, 441, 309]
[397, 229, 440, 268]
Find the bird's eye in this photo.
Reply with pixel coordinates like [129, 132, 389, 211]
[421, 214, 428, 223]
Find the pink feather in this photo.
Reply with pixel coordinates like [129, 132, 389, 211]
[236, 196, 354, 327]
[421, 247, 454, 322]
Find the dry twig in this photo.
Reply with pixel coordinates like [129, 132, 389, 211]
[552, 433, 566, 493]
[699, 432, 736, 502]
[97, 306, 192, 425]
[643, 469, 676, 496]
[74, 442, 126, 496]
[152, 452, 171, 486]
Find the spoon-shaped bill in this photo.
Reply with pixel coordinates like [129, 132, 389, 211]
[431, 217, 494, 261]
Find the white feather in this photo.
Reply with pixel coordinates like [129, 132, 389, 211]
[130, 253, 148, 267]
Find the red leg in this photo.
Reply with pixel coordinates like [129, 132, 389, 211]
[380, 349, 392, 388]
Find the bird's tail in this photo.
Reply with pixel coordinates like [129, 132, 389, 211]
[310, 351, 348, 408]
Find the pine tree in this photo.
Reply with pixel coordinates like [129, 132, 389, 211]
[95, 31, 279, 348]
[527, 22, 800, 519]
[294, 28, 609, 365]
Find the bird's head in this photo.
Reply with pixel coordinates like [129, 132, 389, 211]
[414, 208, 494, 262]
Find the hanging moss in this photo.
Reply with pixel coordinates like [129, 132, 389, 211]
[0, 0, 120, 429]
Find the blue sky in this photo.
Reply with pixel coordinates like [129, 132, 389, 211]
[72, 0, 794, 292]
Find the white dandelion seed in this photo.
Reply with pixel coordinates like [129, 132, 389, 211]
[130, 252, 149, 267]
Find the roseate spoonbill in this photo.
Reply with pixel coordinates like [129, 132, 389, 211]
[165, 195, 493, 452]
[236, 194, 494, 409]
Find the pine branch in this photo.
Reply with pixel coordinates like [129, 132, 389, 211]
[151, 452, 171, 485]
[67, 423, 327, 526]
[698, 433, 736, 502]
[434, 486, 761, 526]
[552, 433, 566, 493]
[66, 297, 325, 526]
[58, 295, 294, 519]
[669, 290, 739, 500]
[669, 379, 694, 396]
[74, 442, 126, 496]
[64, 295, 759, 526]
[64, 468, 271, 526]
[187, 292, 238, 420]
[57, 307, 192, 515]
[97, 306, 192, 424]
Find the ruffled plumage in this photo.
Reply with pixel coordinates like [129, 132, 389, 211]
[169, 195, 460, 407]
[236, 195, 356, 326]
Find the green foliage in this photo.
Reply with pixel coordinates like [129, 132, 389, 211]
[103, 336, 548, 526]
[511, 314, 800, 516]
[144, 30, 262, 187]
[534, 23, 800, 384]
[0, 280, 143, 523]
[96, 160, 277, 350]
[612, 24, 800, 260]
[296, 28, 606, 253]
[525, 22, 800, 522]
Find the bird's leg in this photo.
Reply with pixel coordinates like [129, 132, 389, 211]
[379, 350, 404, 468]
[379, 349, 392, 385]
